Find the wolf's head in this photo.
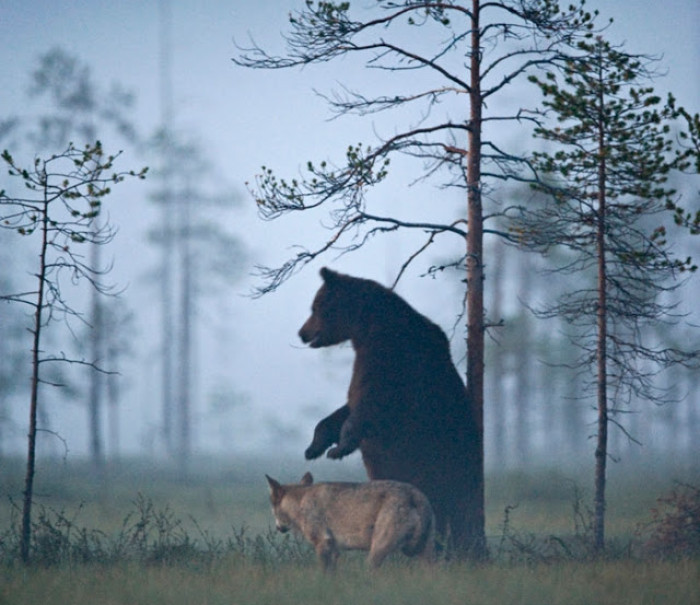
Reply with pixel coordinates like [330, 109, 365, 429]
[265, 473, 314, 533]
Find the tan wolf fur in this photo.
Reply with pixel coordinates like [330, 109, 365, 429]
[265, 472, 436, 570]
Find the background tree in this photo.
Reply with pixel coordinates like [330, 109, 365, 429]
[26, 47, 138, 471]
[153, 3, 246, 467]
[27, 47, 135, 148]
[668, 98, 700, 228]
[517, 37, 698, 551]
[0, 231, 27, 456]
[0, 142, 146, 563]
[147, 130, 246, 472]
[102, 301, 136, 460]
[234, 0, 601, 556]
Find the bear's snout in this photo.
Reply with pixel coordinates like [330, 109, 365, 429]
[299, 318, 321, 347]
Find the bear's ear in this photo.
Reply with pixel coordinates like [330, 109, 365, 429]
[300, 472, 314, 486]
[320, 267, 340, 284]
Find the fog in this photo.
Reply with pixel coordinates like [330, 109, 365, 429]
[1, 0, 698, 473]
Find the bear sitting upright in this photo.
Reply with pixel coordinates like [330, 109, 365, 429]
[299, 267, 481, 550]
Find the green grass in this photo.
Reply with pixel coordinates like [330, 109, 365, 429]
[1, 456, 698, 604]
[3, 456, 691, 541]
[1, 559, 698, 605]
[0, 456, 274, 538]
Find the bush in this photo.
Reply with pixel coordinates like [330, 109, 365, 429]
[642, 483, 700, 559]
[0, 494, 312, 567]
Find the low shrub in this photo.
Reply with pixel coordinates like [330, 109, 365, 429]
[640, 482, 700, 559]
[0, 494, 312, 567]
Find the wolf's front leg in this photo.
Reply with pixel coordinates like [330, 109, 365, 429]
[305, 405, 350, 460]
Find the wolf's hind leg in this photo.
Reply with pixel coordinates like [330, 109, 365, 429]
[366, 508, 405, 569]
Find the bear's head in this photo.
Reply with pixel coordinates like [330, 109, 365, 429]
[298, 267, 357, 348]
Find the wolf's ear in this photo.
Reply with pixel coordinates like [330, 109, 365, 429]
[300, 472, 314, 486]
[265, 474, 281, 494]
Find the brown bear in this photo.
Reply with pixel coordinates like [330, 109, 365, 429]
[299, 267, 481, 551]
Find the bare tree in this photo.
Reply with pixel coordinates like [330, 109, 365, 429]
[233, 0, 602, 556]
[0, 142, 146, 563]
[102, 301, 135, 460]
[147, 131, 245, 471]
[517, 37, 699, 551]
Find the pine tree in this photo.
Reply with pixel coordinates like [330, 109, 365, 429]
[519, 37, 698, 551]
[234, 0, 602, 557]
[0, 142, 146, 562]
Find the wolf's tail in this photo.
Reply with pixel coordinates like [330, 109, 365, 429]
[404, 492, 436, 562]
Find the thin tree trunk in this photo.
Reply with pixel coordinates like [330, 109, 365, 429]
[159, 0, 175, 456]
[514, 255, 532, 465]
[106, 340, 120, 460]
[88, 236, 104, 471]
[21, 198, 49, 563]
[487, 241, 505, 468]
[161, 207, 175, 455]
[594, 212, 608, 552]
[176, 191, 193, 473]
[594, 73, 608, 552]
[464, 0, 487, 559]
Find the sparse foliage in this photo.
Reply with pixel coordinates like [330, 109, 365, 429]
[234, 0, 605, 558]
[0, 492, 311, 567]
[0, 141, 146, 562]
[516, 36, 699, 552]
[23, 47, 140, 471]
[668, 96, 700, 231]
[27, 47, 137, 149]
[642, 483, 700, 559]
[146, 129, 245, 469]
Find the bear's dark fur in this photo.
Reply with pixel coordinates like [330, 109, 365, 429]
[299, 267, 481, 548]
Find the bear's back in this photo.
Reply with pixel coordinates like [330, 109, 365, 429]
[348, 279, 471, 444]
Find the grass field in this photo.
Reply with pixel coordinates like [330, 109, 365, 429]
[1, 455, 698, 604]
[2, 558, 698, 605]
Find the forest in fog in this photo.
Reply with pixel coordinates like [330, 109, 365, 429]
[0, 44, 697, 471]
[1, 0, 698, 480]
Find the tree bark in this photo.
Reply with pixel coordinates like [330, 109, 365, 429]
[21, 198, 49, 563]
[88, 236, 105, 472]
[594, 72, 608, 552]
[176, 191, 193, 473]
[464, 0, 487, 559]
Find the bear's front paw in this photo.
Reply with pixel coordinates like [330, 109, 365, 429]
[326, 446, 346, 460]
[304, 443, 326, 460]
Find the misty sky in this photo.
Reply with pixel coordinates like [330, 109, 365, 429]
[1, 1, 698, 459]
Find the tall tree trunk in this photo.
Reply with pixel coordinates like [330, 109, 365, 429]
[464, 0, 487, 558]
[487, 240, 506, 468]
[106, 339, 120, 460]
[88, 236, 104, 472]
[161, 207, 175, 455]
[594, 76, 608, 552]
[21, 199, 49, 563]
[688, 376, 700, 463]
[513, 255, 532, 465]
[159, 0, 175, 456]
[176, 191, 193, 473]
